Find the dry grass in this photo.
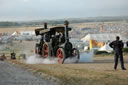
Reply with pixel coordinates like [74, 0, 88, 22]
[6, 41, 128, 85]
[0, 26, 38, 34]
[9, 55, 128, 85]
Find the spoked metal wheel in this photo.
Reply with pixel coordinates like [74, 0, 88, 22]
[35, 44, 38, 54]
[72, 48, 80, 63]
[35, 47, 38, 54]
[42, 43, 49, 58]
[56, 48, 66, 64]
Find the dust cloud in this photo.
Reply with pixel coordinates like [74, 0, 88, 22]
[79, 50, 93, 63]
[25, 50, 93, 64]
[64, 50, 93, 63]
[25, 55, 58, 64]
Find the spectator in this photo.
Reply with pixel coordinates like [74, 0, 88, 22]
[109, 36, 126, 70]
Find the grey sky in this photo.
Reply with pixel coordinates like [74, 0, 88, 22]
[0, 0, 128, 21]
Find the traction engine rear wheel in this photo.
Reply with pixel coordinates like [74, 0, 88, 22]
[42, 43, 49, 58]
[56, 48, 65, 64]
[35, 44, 38, 54]
[35, 48, 38, 54]
[72, 48, 80, 63]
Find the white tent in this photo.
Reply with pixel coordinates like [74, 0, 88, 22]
[81, 33, 127, 42]
[12, 31, 18, 36]
[20, 31, 35, 35]
[98, 44, 113, 53]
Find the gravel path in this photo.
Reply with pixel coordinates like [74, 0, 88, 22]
[0, 61, 58, 85]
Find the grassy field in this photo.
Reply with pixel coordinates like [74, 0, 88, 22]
[9, 54, 128, 85]
[2, 41, 128, 85]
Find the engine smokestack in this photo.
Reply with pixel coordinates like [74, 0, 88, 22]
[64, 20, 69, 42]
[44, 23, 47, 29]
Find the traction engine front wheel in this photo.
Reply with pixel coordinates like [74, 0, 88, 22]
[35, 44, 39, 54]
[72, 48, 80, 63]
[42, 43, 49, 58]
[56, 48, 65, 64]
[35, 47, 38, 54]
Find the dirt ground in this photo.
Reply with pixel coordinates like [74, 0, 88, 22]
[0, 61, 59, 85]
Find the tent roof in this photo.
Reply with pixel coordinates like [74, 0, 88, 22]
[12, 32, 18, 36]
[81, 33, 127, 42]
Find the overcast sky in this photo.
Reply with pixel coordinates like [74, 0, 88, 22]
[0, 0, 128, 21]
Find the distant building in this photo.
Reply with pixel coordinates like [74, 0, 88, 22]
[100, 24, 103, 32]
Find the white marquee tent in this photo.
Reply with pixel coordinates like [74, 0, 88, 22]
[11, 32, 18, 36]
[98, 44, 113, 53]
[12, 31, 35, 36]
[81, 33, 127, 42]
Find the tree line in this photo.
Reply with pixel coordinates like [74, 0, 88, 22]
[0, 16, 128, 27]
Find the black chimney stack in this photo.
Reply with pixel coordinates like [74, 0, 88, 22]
[44, 23, 47, 29]
[64, 20, 69, 42]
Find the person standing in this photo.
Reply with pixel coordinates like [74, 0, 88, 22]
[109, 36, 126, 70]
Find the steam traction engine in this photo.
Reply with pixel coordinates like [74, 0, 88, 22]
[35, 21, 80, 64]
